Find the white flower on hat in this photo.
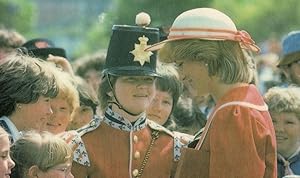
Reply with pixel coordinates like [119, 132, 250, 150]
[135, 12, 151, 26]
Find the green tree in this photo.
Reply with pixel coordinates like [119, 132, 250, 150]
[73, 11, 115, 58]
[77, 0, 300, 57]
[111, 0, 212, 27]
[213, 0, 300, 43]
[0, 0, 36, 34]
[75, 0, 213, 58]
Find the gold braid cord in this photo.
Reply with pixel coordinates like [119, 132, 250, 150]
[135, 130, 160, 178]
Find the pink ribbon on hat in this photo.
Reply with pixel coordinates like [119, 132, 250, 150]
[146, 27, 261, 52]
[235, 30, 260, 52]
[168, 27, 260, 52]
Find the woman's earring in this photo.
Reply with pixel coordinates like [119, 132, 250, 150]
[16, 104, 22, 109]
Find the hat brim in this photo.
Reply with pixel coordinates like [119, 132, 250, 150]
[29, 48, 66, 60]
[103, 66, 159, 77]
[277, 51, 300, 67]
[145, 36, 228, 51]
[145, 37, 211, 51]
[145, 36, 259, 52]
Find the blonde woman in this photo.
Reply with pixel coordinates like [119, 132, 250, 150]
[0, 127, 15, 178]
[147, 8, 276, 178]
[10, 131, 73, 178]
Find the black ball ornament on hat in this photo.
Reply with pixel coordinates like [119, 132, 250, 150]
[103, 12, 160, 77]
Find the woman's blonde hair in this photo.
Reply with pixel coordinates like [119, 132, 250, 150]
[158, 39, 254, 84]
[10, 131, 73, 177]
[264, 86, 300, 117]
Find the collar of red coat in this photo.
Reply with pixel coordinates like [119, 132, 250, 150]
[103, 106, 147, 132]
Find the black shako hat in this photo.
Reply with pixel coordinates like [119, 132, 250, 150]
[103, 12, 159, 76]
[21, 38, 66, 60]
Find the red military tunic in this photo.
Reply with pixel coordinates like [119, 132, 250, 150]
[175, 84, 277, 178]
[62, 106, 185, 178]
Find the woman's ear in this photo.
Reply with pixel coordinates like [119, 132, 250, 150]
[27, 165, 40, 177]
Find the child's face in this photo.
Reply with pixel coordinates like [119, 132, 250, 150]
[14, 96, 52, 131]
[272, 112, 300, 157]
[282, 60, 300, 85]
[146, 90, 173, 125]
[36, 162, 73, 178]
[0, 135, 15, 178]
[41, 97, 72, 134]
[69, 106, 93, 130]
[113, 76, 155, 115]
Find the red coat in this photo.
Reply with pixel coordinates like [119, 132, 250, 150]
[175, 85, 277, 178]
[62, 108, 185, 178]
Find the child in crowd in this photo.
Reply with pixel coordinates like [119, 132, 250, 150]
[0, 126, 15, 178]
[146, 63, 193, 143]
[10, 131, 74, 178]
[40, 70, 79, 134]
[146, 63, 182, 128]
[61, 13, 185, 178]
[264, 86, 300, 177]
[67, 77, 99, 130]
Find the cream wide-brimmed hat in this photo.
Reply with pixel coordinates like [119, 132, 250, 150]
[146, 8, 260, 52]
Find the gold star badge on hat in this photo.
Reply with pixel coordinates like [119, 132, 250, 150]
[130, 35, 153, 66]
